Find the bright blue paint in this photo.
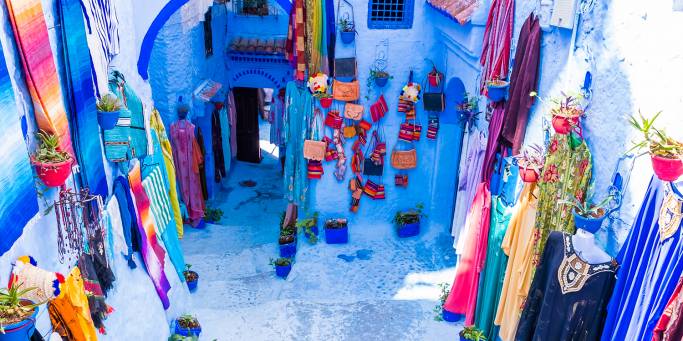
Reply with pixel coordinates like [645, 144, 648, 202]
[137, 0, 190, 80]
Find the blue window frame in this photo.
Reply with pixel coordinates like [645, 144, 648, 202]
[367, 0, 414, 29]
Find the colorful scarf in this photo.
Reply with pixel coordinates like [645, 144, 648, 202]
[170, 119, 205, 224]
[128, 161, 171, 309]
[48, 267, 98, 341]
[5, 0, 74, 155]
[78, 253, 110, 333]
[79, 0, 120, 95]
[479, 0, 514, 93]
[58, 0, 108, 197]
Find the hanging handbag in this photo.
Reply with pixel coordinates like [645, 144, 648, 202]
[344, 103, 364, 120]
[334, 57, 357, 80]
[370, 94, 388, 122]
[412, 123, 423, 141]
[391, 141, 417, 170]
[307, 160, 324, 179]
[374, 184, 386, 199]
[343, 124, 357, 138]
[304, 109, 326, 161]
[427, 114, 439, 140]
[323, 136, 338, 161]
[363, 179, 379, 198]
[325, 110, 343, 129]
[398, 122, 415, 142]
[333, 79, 360, 102]
[358, 119, 372, 131]
[394, 174, 408, 187]
[364, 129, 384, 176]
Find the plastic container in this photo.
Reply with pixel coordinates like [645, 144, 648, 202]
[486, 83, 509, 102]
[174, 322, 201, 337]
[32, 157, 73, 187]
[325, 226, 348, 244]
[519, 166, 540, 183]
[551, 115, 579, 135]
[442, 308, 460, 322]
[397, 222, 420, 238]
[320, 97, 333, 108]
[304, 225, 319, 240]
[572, 209, 606, 234]
[651, 155, 683, 181]
[340, 31, 355, 44]
[97, 110, 120, 130]
[374, 76, 388, 87]
[279, 240, 297, 258]
[275, 264, 291, 278]
[0, 303, 37, 341]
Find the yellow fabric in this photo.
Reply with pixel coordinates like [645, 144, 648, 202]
[48, 267, 97, 341]
[494, 183, 539, 341]
[150, 109, 184, 238]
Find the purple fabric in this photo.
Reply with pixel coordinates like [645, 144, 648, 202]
[502, 13, 541, 154]
[481, 103, 507, 182]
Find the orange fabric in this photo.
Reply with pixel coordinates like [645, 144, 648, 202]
[48, 267, 97, 341]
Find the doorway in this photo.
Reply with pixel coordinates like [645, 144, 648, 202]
[234, 87, 262, 163]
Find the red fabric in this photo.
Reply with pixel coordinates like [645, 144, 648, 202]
[653, 277, 683, 341]
[479, 0, 515, 93]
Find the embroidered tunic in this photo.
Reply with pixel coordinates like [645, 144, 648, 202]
[515, 231, 617, 341]
[601, 179, 683, 341]
[170, 119, 205, 224]
[531, 134, 592, 266]
[284, 82, 313, 208]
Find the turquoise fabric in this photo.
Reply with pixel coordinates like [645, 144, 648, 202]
[284, 81, 313, 208]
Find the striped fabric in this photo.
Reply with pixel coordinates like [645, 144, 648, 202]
[479, 0, 514, 93]
[295, 0, 306, 79]
[79, 0, 120, 95]
[59, 0, 108, 197]
[5, 0, 74, 156]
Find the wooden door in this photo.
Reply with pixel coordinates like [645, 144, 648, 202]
[234, 87, 262, 163]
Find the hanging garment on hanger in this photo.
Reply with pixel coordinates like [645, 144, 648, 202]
[515, 232, 617, 341]
[494, 183, 540, 341]
[212, 108, 227, 182]
[481, 102, 507, 183]
[195, 125, 209, 200]
[109, 71, 148, 159]
[602, 179, 683, 341]
[479, 0, 515, 93]
[284, 82, 314, 208]
[48, 267, 98, 341]
[79, 0, 120, 95]
[170, 119, 205, 226]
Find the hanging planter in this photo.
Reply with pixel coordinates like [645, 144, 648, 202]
[486, 79, 509, 102]
[0, 284, 40, 341]
[338, 18, 355, 44]
[513, 144, 545, 184]
[31, 131, 73, 187]
[628, 112, 683, 181]
[183, 265, 199, 292]
[572, 208, 607, 233]
[551, 115, 580, 135]
[368, 68, 391, 88]
[96, 94, 122, 130]
[519, 167, 540, 183]
[324, 218, 348, 244]
[320, 96, 333, 108]
[428, 67, 442, 87]
[174, 315, 201, 337]
[272, 257, 292, 278]
[561, 195, 612, 234]
[393, 204, 424, 238]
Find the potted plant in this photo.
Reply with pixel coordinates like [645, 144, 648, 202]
[174, 314, 201, 337]
[96, 93, 122, 130]
[432, 282, 452, 322]
[457, 93, 480, 131]
[318, 93, 333, 108]
[279, 212, 297, 258]
[296, 212, 319, 244]
[31, 131, 73, 187]
[183, 264, 199, 292]
[203, 206, 223, 223]
[628, 112, 683, 181]
[308, 73, 332, 108]
[0, 283, 41, 339]
[168, 334, 198, 341]
[271, 257, 292, 278]
[560, 195, 612, 233]
[428, 66, 442, 87]
[459, 325, 487, 341]
[486, 78, 509, 102]
[338, 18, 355, 44]
[392, 203, 425, 238]
[324, 218, 348, 244]
[513, 144, 545, 183]
[368, 68, 392, 88]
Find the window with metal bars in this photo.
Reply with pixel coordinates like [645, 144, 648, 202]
[367, 0, 414, 29]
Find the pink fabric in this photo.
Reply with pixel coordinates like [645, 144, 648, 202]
[479, 0, 515, 93]
[228, 91, 237, 156]
[444, 182, 492, 324]
[170, 119, 205, 223]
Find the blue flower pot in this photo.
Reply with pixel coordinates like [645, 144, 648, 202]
[572, 209, 606, 234]
[340, 31, 355, 44]
[442, 308, 459, 322]
[375, 76, 388, 87]
[0, 303, 38, 341]
[275, 264, 292, 278]
[279, 240, 297, 258]
[97, 110, 121, 130]
[486, 83, 509, 102]
[174, 322, 201, 337]
[398, 222, 420, 238]
[325, 226, 348, 244]
[187, 279, 198, 292]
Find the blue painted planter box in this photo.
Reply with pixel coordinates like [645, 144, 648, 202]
[97, 110, 120, 130]
[279, 240, 297, 258]
[174, 323, 201, 337]
[340, 31, 355, 44]
[187, 279, 198, 292]
[0, 304, 37, 341]
[325, 226, 348, 244]
[375, 76, 388, 87]
[397, 222, 420, 238]
[573, 209, 606, 234]
[442, 308, 460, 322]
[275, 264, 292, 278]
[486, 83, 508, 102]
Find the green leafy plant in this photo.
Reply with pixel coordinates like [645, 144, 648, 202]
[324, 218, 347, 229]
[269, 257, 292, 267]
[204, 207, 224, 223]
[560, 194, 611, 219]
[513, 144, 545, 173]
[433, 282, 450, 321]
[296, 212, 319, 244]
[313, 92, 332, 99]
[96, 93, 122, 112]
[338, 18, 354, 32]
[32, 131, 71, 164]
[168, 334, 198, 341]
[530, 91, 584, 118]
[0, 283, 41, 333]
[628, 111, 683, 159]
[486, 78, 508, 87]
[459, 325, 487, 341]
[183, 264, 198, 282]
[392, 203, 426, 226]
[176, 314, 200, 330]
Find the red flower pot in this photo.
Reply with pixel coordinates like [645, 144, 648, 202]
[320, 97, 333, 108]
[519, 166, 539, 183]
[651, 155, 683, 181]
[552, 115, 580, 134]
[428, 73, 441, 87]
[32, 157, 73, 187]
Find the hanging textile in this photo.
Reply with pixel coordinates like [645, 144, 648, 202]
[229, 91, 238, 157]
[494, 183, 539, 341]
[501, 13, 541, 154]
[653, 277, 683, 341]
[325, 0, 336, 74]
[451, 128, 487, 251]
[219, 106, 232, 173]
[479, 0, 515, 93]
[112, 176, 141, 268]
[0, 39, 39, 257]
[425, 0, 480, 24]
[79, 0, 120, 95]
[211, 108, 227, 182]
[170, 119, 205, 226]
[5, 0, 74, 155]
[515, 232, 617, 341]
[195, 126, 209, 200]
[481, 103, 507, 182]
[58, 0, 108, 198]
[443, 182, 492, 325]
[284, 81, 313, 207]
[108, 71, 148, 159]
[150, 109, 184, 238]
[286, 0, 306, 80]
[531, 134, 592, 266]
[305, 0, 328, 74]
[142, 131, 186, 280]
[78, 253, 111, 334]
[48, 267, 98, 341]
[602, 179, 683, 341]
[128, 160, 172, 309]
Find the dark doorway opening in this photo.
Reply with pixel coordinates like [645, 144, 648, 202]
[234, 87, 262, 163]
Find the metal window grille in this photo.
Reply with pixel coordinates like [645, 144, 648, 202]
[367, 0, 414, 29]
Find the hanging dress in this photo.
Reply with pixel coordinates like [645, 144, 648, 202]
[284, 81, 313, 208]
[48, 267, 98, 341]
[515, 232, 617, 341]
[170, 119, 205, 225]
[443, 182, 492, 324]
[531, 134, 592, 266]
[653, 276, 683, 341]
[495, 182, 540, 341]
[601, 179, 683, 341]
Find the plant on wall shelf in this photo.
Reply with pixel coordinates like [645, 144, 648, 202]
[339, 17, 356, 44]
[627, 111, 683, 181]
